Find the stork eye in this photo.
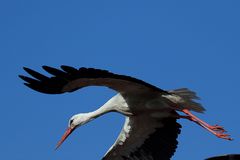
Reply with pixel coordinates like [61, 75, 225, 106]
[69, 119, 74, 125]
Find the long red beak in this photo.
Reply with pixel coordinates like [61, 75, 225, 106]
[55, 127, 75, 150]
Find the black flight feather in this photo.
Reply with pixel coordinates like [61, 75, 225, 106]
[19, 66, 168, 94]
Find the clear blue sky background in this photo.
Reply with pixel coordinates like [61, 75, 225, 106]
[1, 1, 239, 160]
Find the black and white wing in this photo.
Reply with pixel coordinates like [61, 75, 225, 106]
[19, 65, 168, 95]
[102, 111, 181, 160]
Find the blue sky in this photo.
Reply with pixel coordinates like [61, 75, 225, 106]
[1, 1, 239, 160]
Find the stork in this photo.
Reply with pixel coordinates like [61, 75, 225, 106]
[19, 66, 232, 160]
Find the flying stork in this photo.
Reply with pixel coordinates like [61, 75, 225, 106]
[19, 66, 232, 160]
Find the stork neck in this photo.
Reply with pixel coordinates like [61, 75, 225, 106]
[86, 94, 123, 120]
[87, 104, 113, 120]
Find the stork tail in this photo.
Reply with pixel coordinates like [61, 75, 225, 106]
[168, 88, 205, 113]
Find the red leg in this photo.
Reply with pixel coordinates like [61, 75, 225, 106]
[180, 109, 232, 141]
[182, 109, 225, 132]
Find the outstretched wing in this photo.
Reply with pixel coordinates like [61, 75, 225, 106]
[102, 111, 181, 160]
[19, 65, 168, 94]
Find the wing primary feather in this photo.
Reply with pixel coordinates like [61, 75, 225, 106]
[19, 75, 40, 84]
[60, 65, 79, 74]
[42, 66, 67, 77]
[23, 67, 49, 81]
[23, 82, 46, 93]
[23, 80, 64, 94]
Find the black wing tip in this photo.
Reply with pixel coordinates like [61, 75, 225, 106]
[18, 75, 30, 81]
[60, 65, 73, 69]
[18, 74, 25, 79]
[42, 65, 75, 70]
[23, 82, 63, 94]
[22, 66, 40, 75]
[42, 65, 55, 74]
[42, 65, 54, 70]
[42, 65, 63, 70]
[20, 66, 66, 94]
[22, 82, 35, 91]
[23, 82, 31, 87]
[19, 75, 28, 84]
[22, 66, 32, 72]
[60, 65, 79, 73]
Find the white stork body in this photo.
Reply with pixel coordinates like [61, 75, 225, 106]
[19, 66, 231, 160]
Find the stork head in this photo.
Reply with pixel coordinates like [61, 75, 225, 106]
[55, 113, 93, 149]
